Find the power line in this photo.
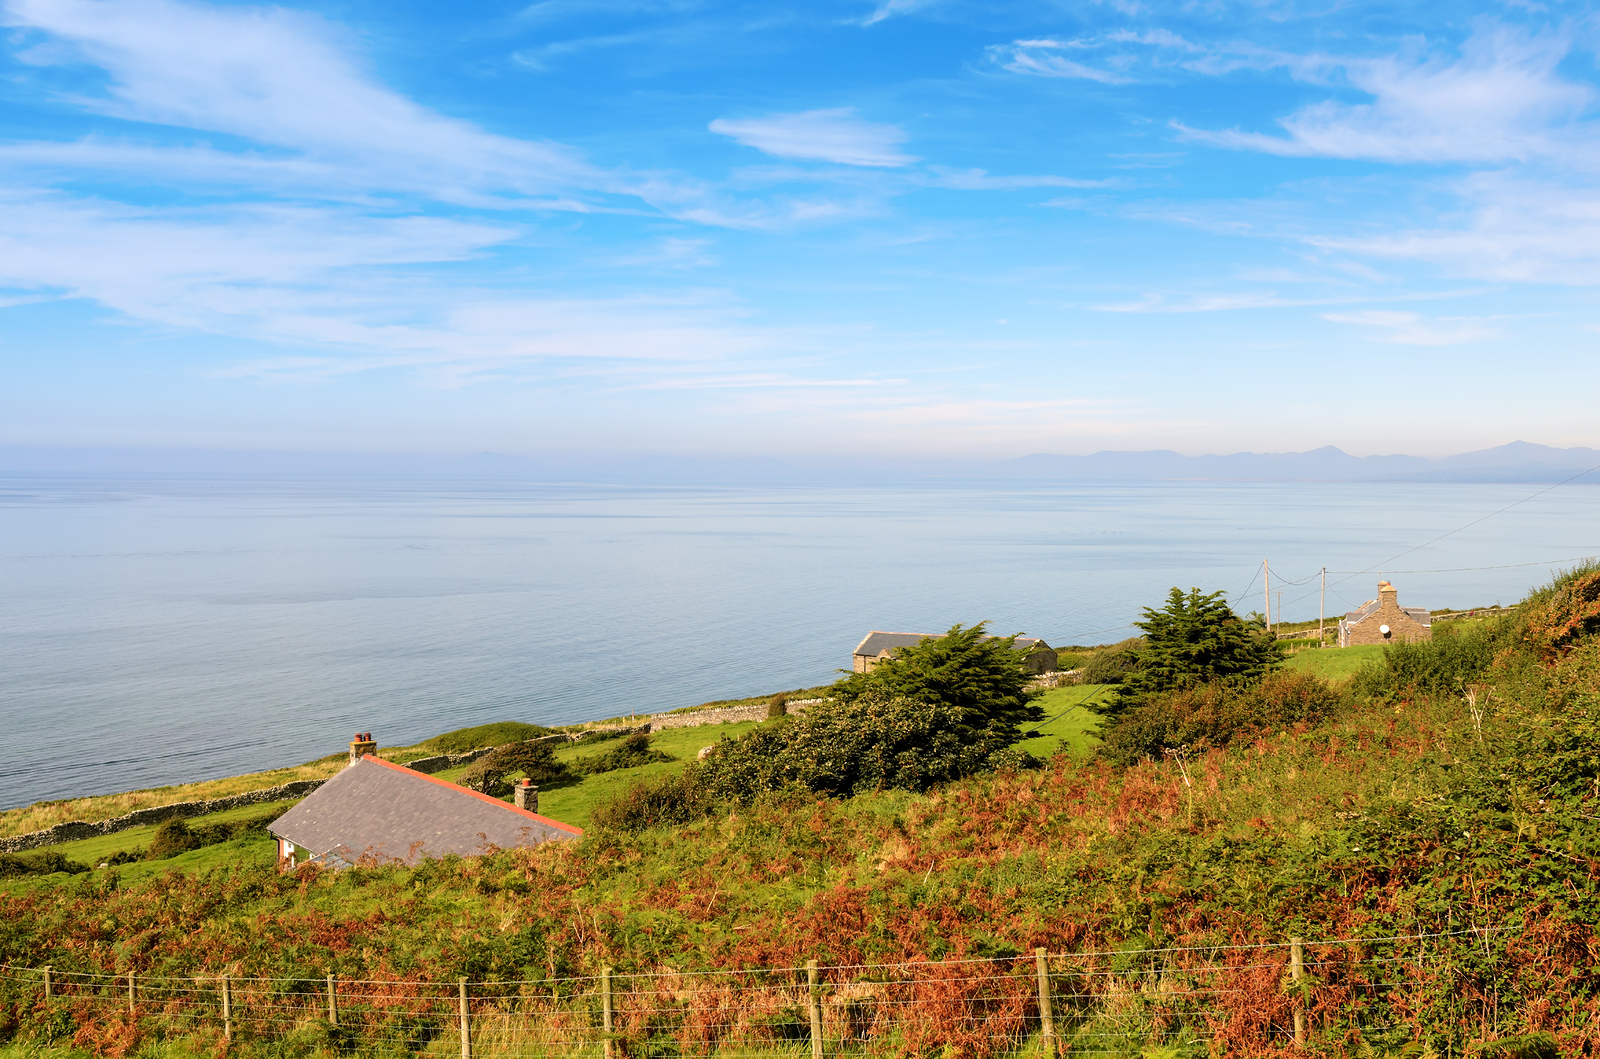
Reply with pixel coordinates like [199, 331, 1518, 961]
[1327, 461, 1600, 591]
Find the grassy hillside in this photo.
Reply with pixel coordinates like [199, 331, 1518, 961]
[3, 576, 1598, 1058]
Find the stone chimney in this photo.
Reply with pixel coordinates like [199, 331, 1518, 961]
[1378, 580, 1397, 605]
[348, 731, 377, 766]
[514, 778, 539, 813]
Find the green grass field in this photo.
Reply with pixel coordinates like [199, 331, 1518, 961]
[1012, 683, 1108, 759]
[516, 721, 764, 831]
[13, 798, 299, 868]
[1282, 643, 1385, 682]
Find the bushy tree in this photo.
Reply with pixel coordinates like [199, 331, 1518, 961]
[701, 690, 1018, 801]
[460, 740, 573, 796]
[832, 622, 1043, 741]
[1099, 588, 1281, 718]
[593, 691, 1032, 830]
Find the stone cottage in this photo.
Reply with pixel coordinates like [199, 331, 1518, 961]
[1338, 581, 1433, 647]
[851, 631, 1058, 674]
[269, 735, 580, 869]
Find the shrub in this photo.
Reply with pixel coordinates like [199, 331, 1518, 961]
[459, 741, 574, 796]
[1515, 563, 1600, 663]
[575, 732, 674, 775]
[1082, 639, 1144, 685]
[1352, 623, 1505, 700]
[831, 622, 1043, 740]
[0, 849, 91, 877]
[767, 693, 790, 719]
[1098, 671, 1344, 766]
[699, 691, 1017, 801]
[430, 721, 552, 755]
[590, 767, 716, 832]
[146, 818, 204, 859]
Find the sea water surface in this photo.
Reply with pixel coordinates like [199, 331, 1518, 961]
[2, 474, 1597, 809]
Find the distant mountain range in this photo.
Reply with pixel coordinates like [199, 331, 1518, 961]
[3, 441, 1598, 484]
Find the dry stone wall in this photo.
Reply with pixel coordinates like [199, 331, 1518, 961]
[5, 702, 818, 854]
[0, 779, 329, 854]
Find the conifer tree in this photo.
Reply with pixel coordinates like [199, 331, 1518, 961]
[1099, 587, 1282, 718]
[832, 622, 1043, 741]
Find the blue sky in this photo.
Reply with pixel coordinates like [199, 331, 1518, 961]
[2, 0, 1598, 459]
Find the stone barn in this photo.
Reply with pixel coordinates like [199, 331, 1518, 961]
[851, 631, 1058, 674]
[1338, 581, 1433, 647]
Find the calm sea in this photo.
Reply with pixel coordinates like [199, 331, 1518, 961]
[2, 475, 1596, 809]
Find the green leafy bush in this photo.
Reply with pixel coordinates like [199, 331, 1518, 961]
[767, 693, 790, 719]
[1099, 671, 1344, 765]
[592, 692, 1028, 831]
[147, 817, 204, 859]
[589, 767, 716, 832]
[0, 849, 90, 877]
[831, 622, 1043, 740]
[143, 807, 288, 860]
[705, 692, 1019, 799]
[459, 741, 574, 796]
[1351, 623, 1504, 700]
[574, 732, 675, 775]
[429, 721, 552, 755]
[1081, 639, 1144, 684]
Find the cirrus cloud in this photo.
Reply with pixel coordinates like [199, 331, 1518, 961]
[709, 108, 917, 167]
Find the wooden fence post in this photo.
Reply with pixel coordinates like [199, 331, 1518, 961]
[807, 959, 823, 1059]
[1290, 938, 1306, 1047]
[42, 966, 51, 1000]
[1035, 948, 1056, 1056]
[222, 975, 232, 1040]
[128, 973, 135, 1016]
[458, 978, 471, 1059]
[602, 967, 615, 1059]
[327, 972, 338, 1027]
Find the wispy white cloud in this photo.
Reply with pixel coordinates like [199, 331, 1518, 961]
[988, 39, 1132, 84]
[857, 0, 925, 27]
[0, 189, 779, 382]
[922, 167, 1113, 190]
[607, 237, 718, 269]
[2, 0, 602, 198]
[1176, 24, 1595, 165]
[709, 108, 916, 167]
[1308, 175, 1600, 284]
[1321, 310, 1502, 345]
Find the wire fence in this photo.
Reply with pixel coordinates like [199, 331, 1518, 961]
[2, 926, 1530, 1057]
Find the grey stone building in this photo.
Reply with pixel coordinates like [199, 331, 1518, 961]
[270, 752, 580, 869]
[1338, 581, 1433, 647]
[851, 631, 1058, 674]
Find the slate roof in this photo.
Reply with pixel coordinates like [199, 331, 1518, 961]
[269, 756, 581, 867]
[854, 631, 937, 657]
[1343, 601, 1432, 627]
[853, 631, 1050, 657]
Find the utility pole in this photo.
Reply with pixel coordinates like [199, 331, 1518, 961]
[1319, 567, 1326, 648]
[1264, 560, 1272, 632]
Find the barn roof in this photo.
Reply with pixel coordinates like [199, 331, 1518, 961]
[852, 631, 1051, 658]
[269, 756, 580, 867]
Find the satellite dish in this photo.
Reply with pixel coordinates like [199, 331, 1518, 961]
[1379, 624, 1391, 636]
